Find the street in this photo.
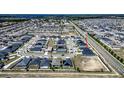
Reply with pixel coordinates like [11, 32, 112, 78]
[70, 21, 124, 75]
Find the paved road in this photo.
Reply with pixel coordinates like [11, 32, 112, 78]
[3, 56, 23, 69]
[70, 21, 124, 75]
[17, 36, 75, 59]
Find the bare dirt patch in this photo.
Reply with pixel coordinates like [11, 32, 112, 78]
[114, 48, 124, 59]
[73, 55, 109, 72]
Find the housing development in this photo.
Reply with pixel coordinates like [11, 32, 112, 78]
[0, 15, 124, 77]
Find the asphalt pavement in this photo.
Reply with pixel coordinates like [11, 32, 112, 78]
[70, 21, 124, 75]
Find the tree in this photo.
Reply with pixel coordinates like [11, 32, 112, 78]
[89, 34, 124, 64]
[106, 47, 109, 51]
[110, 50, 114, 55]
[120, 58, 124, 63]
[117, 56, 120, 60]
[113, 53, 117, 58]
[77, 67, 80, 72]
[108, 48, 112, 52]
[51, 66, 55, 71]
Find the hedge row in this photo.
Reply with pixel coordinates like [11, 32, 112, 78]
[89, 34, 124, 64]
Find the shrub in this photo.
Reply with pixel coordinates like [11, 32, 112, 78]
[113, 53, 117, 58]
[110, 51, 114, 55]
[117, 56, 120, 60]
[77, 67, 80, 72]
[120, 58, 124, 63]
[89, 35, 124, 64]
[108, 48, 112, 52]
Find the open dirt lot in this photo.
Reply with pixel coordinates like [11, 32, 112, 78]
[74, 55, 109, 72]
[47, 39, 54, 47]
[114, 48, 124, 59]
[61, 31, 78, 36]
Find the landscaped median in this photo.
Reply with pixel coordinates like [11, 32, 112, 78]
[88, 33, 124, 64]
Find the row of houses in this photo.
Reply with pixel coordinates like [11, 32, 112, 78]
[74, 19, 124, 49]
[30, 38, 48, 52]
[56, 39, 67, 52]
[11, 56, 73, 69]
[75, 39, 95, 56]
[0, 35, 33, 61]
[0, 20, 32, 49]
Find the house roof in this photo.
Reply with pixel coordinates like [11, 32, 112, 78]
[0, 50, 8, 56]
[29, 57, 41, 65]
[57, 39, 66, 45]
[82, 48, 95, 56]
[52, 59, 61, 66]
[40, 58, 50, 67]
[16, 57, 31, 67]
[30, 47, 42, 51]
[76, 40, 86, 46]
[0, 62, 4, 68]
[4, 42, 22, 53]
[63, 58, 72, 66]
